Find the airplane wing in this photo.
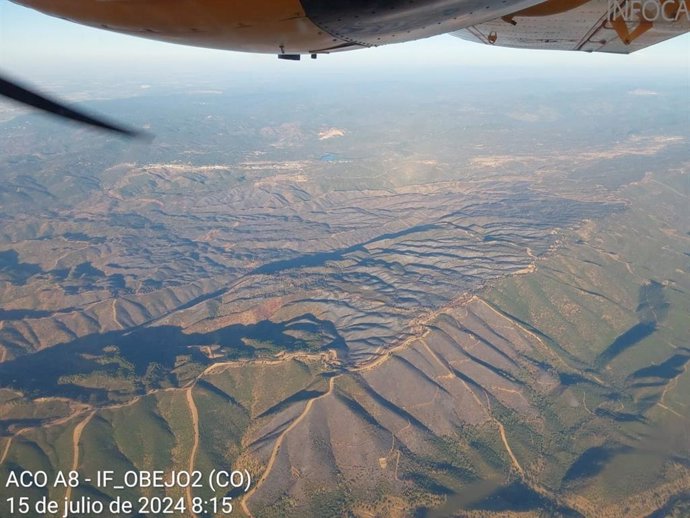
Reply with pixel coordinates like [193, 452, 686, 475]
[451, 0, 690, 53]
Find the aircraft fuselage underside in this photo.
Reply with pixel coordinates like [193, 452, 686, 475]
[12, 0, 548, 54]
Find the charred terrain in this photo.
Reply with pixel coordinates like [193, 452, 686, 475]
[0, 76, 689, 517]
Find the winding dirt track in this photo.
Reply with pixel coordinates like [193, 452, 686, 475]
[0, 435, 16, 465]
[112, 300, 124, 330]
[496, 421, 524, 475]
[186, 386, 200, 518]
[64, 412, 95, 503]
[240, 376, 336, 518]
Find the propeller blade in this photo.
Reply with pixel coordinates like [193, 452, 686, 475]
[0, 75, 153, 141]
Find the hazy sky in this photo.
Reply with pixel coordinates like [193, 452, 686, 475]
[1, 0, 689, 85]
